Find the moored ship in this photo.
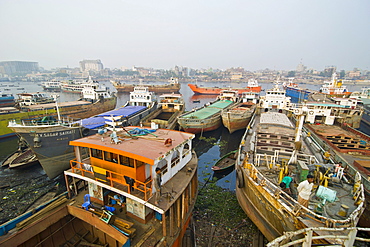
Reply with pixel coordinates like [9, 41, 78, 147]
[60, 77, 99, 93]
[235, 105, 365, 242]
[283, 78, 314, 102]
[140, 93, 185, 129]
[112, 77, 181, 93]
[8, 86, 156, 178]
[0, 91, 15, 107]
[319, 72, 351, 97]
[0, 86, 117, 139]
[351, 87, 370, 132]
[221, 91, 259, 133]
[0, 125, 198, 246]
[178, 90, 239, 134]
[267, 227, 370, 247]
[188, 78, 261, 95]
[304, 119, 370, 228]
[41, 79, 61, 91]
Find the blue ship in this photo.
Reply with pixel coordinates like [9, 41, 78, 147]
[284, 85, 314, 102]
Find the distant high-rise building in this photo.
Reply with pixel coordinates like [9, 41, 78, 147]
[324, 66, 336, 76]
[0, 61, 39, 75]
[79, 59, 104, 72]
[296, 62, 306, 72]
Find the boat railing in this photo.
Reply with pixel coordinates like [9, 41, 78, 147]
[267, 227, 370, 247]
[70, 160, 153, 201]
[304, 124, 370, 190]
[241, 158, 365, 228]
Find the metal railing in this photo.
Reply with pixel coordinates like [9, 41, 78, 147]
[267, 227, 370, 247]
[241, 157, 365, 229]
[70, 160, 153, 201]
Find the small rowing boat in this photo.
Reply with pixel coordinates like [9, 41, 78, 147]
[211, 150, 237, 172]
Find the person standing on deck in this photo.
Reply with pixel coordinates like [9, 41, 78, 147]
[153, 167, 162, 205]
[297, 174, 314, 208]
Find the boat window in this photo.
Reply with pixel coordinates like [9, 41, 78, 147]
[104, 151, 118, 163]
[91, 149, 103, 159]
[171, 150, 180, 168]
[182, 143, 190, 158]
[136, 160, 145, 167]
[104, 151, 113, 162]
[119, 156, 135, 168]
[157, 159, 168, 174]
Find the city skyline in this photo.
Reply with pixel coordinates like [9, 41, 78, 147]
[1, 0, 369, 71]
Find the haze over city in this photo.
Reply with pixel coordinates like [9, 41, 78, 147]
[1, 0, 369, 71]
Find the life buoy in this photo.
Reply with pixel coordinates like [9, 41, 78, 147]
[82, 128, 90, 136]
[294, 109, 299, 114]
[309, 111, 314, 115]
[236, 168, 245, 188]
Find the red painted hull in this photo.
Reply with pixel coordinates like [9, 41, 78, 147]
[188, 84, 261, 95]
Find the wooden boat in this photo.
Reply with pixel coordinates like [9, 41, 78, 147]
[211, 150, 237, 172]
[8, 86, 156, 178]
[1, 146, 39, 169]
[188, 79, 261, 95]
[112, 77, 181, 93]
[235, 102, 365, 243]
[0, 192, 136, 246]
[140, 93, 185, 129]
[221, 92, 259, 133]
[0, 83, 117, 139]
[267, 227, 370, 247]
[0, 126, 198, 246]
[178, 90, 239, 134]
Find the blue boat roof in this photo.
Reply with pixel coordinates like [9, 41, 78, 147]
[97, 105, 146, 117]
[77, 105, 146, 129]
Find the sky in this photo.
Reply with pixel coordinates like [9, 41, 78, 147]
[1, 0, 369, 71]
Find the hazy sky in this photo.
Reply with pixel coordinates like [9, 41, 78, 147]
[1, 0, 369, 71]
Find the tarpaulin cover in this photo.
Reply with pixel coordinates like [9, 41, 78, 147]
[76, 105, 146, 129]
[182, 100, 233, 119]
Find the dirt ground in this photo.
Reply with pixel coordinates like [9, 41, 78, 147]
[0, 169, 65, 225]
[193, 182, 264, 246]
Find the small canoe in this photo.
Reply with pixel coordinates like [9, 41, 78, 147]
[211, 150, 237, 172]
[2, 147, 39, 169]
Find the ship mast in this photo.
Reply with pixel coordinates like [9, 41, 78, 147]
[52, 94, 61, 122]
[288, 106, 306, 165]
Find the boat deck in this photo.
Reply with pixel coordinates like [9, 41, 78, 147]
[24, 100, 91, 110]
[238, 111, 363, 241]
[66, 152, 198, 246]
[182, 100, 233, 119]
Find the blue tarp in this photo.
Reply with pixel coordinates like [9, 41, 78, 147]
[97, 106, 146, 117]
[76, 106, 147, 129]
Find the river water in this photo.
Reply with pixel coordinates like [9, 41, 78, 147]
[0, 79, 367, 224]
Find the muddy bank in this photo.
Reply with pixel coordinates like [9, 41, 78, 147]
[193, 182, 265, 246]
[0, 164, 66, 225]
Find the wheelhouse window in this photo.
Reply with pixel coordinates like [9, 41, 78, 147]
[91, 149, 103, 159]
[119, 156, 135, 168]
[104, 151, 118, 163]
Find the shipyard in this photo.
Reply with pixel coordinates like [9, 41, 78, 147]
[1, 1, 370, 246]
